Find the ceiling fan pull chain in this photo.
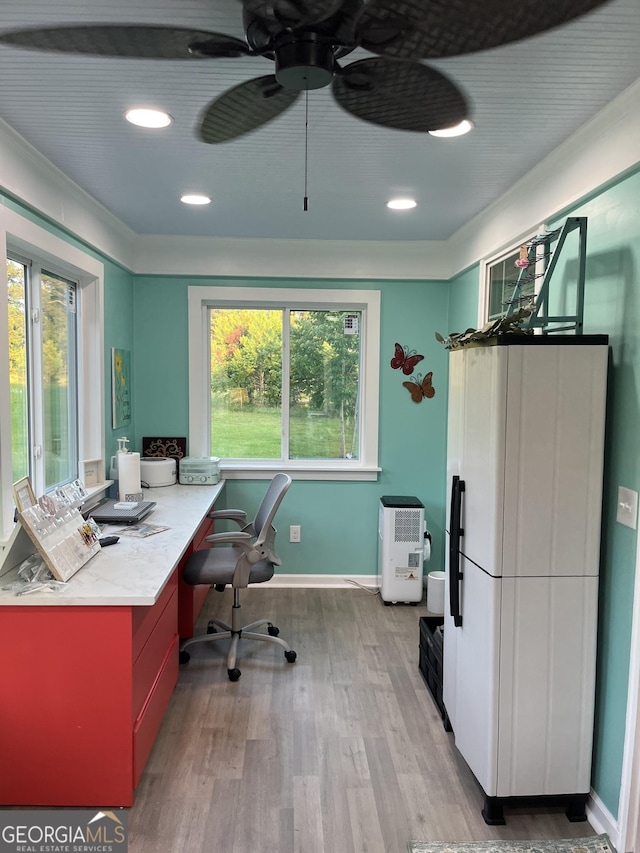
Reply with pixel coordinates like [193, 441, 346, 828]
[303, 89, 309, 211]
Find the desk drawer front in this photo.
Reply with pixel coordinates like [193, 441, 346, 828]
[132, 587, 177, 721]
[132, 572, 177, 661]
[133, 634, 179, 787]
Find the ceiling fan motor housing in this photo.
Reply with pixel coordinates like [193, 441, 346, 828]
[274, 34, 335, 90]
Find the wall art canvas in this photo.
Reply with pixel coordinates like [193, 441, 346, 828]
[111, 348, 131, 429]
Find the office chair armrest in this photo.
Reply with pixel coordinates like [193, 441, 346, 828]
[260, 525, 282, 566]
[208, 509, 247, 527]
[204, 530, 253, 546]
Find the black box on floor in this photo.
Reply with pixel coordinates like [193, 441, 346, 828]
[419, 616, 450, 728]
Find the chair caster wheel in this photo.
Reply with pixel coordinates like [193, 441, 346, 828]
[179, 650, 190, 664]
[207, 621, 217, 634]
[268, 624, 280, 636]
[228, 668, 241, 682]
[285, 650, 297, 663]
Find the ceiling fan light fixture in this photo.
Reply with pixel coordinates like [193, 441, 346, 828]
[429, 119, 474, 138]
[181, 194, 211, 205]
[274, 35, 335, 90]
[387, 197, 417, 210]
[125, 107, 172, 129]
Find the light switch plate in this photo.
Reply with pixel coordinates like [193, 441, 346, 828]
[617, 486, 638, 529]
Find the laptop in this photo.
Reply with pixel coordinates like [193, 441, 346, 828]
[89, 499, 156, 525]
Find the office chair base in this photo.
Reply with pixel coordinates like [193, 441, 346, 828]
[179, 620, 297, 678]
[179, 584, 296, 679]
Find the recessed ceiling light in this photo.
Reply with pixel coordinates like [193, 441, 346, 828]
[428, 119, 474, 138]
[180, 194, 211, 206]
[124, 108, 172, 129]
[387, 198, 417, 210]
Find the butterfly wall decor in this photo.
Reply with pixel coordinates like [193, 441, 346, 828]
[403, 372, 435, 404]
[390, 342, 424, 375]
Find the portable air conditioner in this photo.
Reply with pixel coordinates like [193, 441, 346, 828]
[378, 495, 425, 604]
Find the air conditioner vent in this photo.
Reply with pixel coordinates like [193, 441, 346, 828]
[394, 510, 422, 543]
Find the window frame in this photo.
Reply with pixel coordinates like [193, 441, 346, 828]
[188, 285, 381, 480]
[0, 208, 105, 541]
[478, 226, 544, 327]
[9, 254, 80, 494]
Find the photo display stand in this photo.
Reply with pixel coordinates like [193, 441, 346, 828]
[18, 487, 101, 582]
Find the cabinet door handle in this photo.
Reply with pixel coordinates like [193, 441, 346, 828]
[449, 475, 465, 627]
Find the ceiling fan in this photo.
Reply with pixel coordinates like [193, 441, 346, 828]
[0, 0, 611, 143]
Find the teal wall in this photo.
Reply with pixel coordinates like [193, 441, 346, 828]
[443, 168, 640, 819]
[447, 264, 480, 338]
[131, 275, 450, 575]
[550, 171, 640, 816]
[103, 262, 136, 467]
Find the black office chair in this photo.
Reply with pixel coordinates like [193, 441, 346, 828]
[179, 472, 296, 681]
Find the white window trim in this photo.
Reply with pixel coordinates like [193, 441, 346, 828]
[188, 285, 381, 481]
[478, 224, 545, 327]
[0, 207, 104, 542]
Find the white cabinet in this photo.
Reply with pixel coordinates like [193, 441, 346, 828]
[443, 336, 608, 824]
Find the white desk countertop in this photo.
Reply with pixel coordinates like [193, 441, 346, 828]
[0, 481, 224, 607]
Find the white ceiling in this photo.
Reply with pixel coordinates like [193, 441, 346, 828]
[0, 0, 638, 243]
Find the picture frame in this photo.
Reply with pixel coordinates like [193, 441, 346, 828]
[80, 458, 104, 487]
[13, 476, 36, 514]
[111, 347, 131, 429]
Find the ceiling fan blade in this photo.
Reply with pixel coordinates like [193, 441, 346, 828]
[199, 75, 300, 143]
[332, 57, 468, 132]
[242, 0, 344, 28]
[356, 0, 612, 60]
[0, 25, 250, 59]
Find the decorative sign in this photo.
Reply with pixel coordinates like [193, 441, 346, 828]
[142, 436, 187, 461]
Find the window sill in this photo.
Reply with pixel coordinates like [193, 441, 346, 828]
[220, 464, 381, 482]
[75, 481, 112, 515]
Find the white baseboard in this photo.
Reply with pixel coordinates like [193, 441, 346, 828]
[268, 574, 380, 590]
[588, 789, 621, 851]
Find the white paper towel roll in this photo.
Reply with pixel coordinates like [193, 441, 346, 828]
[118, 451, 142, 501]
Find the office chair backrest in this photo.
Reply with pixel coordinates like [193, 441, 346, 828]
[254, 473, 292, 545]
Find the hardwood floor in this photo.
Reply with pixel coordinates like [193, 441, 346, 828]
[129, 587, 596, 853]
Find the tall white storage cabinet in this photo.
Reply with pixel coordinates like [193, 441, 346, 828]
[443, 336, 608, 825]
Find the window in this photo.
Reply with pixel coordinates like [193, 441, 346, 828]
[7, 256, 78, 491]
[486, 248, 528, 321]
[189, 287, 380, 480]
[0, 208, 105, 540]
[480, 230, 542, 325]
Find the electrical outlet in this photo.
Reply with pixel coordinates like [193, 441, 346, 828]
[289, 525, 301, 543]
[617, 487, 638, 529]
